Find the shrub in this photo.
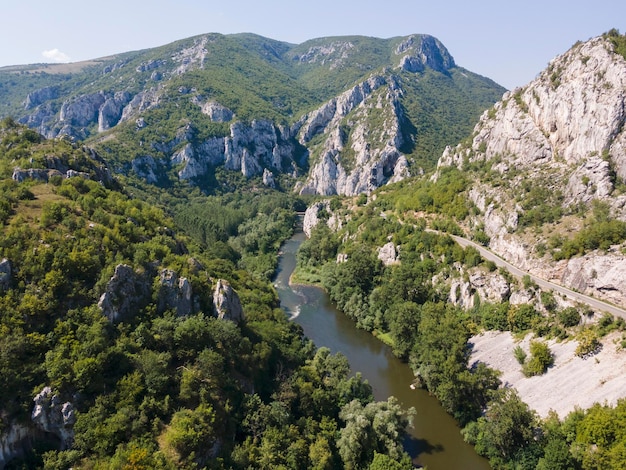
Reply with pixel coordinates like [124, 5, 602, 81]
[575, 329, 601, 358]
[522, 341, 553, 376]
[513, 345, 527, 365]
[557, 307, 580, 327]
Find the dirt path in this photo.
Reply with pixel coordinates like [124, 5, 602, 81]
[470, 330, 626, 418]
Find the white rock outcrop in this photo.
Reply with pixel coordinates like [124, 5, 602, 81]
[213, 279, 244, 323]
[31, 387, 75, 449]
[437, 34, 626, 308]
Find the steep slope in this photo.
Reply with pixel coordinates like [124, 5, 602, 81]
[0, 33, 504, 195]
[0, 120, 415, 469]
[437, 30, 626, 307]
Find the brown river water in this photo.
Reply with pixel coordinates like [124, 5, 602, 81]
[274, 232, 491, 469]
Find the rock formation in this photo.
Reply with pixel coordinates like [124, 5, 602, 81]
[0, 258, 11, 291]
[213, 279, 244, 323]
[157, 268, 193, 316]
[31, 387, 75, 449]
[296, 75, 409, 196]
[98, 264, 151, 322]
[437, 34, 626, 308]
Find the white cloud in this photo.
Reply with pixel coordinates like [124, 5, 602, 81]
[42, 48, 71, 63]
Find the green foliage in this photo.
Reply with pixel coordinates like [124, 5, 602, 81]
[522, 341, 554, 377]
[553, 218, 626, 260]
[462, 389, 540, 469]
[513, 345, 527, 365]
[382, 166, 472, 219]
[557, 307, 581, 327]
[575, 329, 601, 358]
[338, 397, 414, 470]
[605, 29, 626, 61]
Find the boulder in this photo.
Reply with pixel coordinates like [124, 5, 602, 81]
[157, 268, 193, 316]
[98, 264, 151, 322]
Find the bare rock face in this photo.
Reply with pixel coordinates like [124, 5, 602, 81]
[98, 264, 151, 322]
[302, 200, 342, 238]
[194, 99, 234, 122]
[98, 91, 132, 131]
[60, 93, 106, 128]
[0, 424, 32, 469]
[31, 387, 75, 449]
[377, 242, 399, 266]
[131, 155, 160, 184]
[437, 34, 626, 308]
[213, 279, 244, 323]
[297, 74, 409, 196]
[0, 258, 11, 291]
[157, 269, 193, 316]
[449, 268, 511, 309]
[562, 252, 626, 306]
[395, 34, 455, 73]
[262, 168, 276, 188]
[24, 86, 59, 109]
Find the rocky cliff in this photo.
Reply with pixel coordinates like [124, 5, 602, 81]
[2, 33, 504, 196]
[437, 33, 626, 307]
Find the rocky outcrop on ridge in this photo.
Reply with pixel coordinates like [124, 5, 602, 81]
[213, 279, 244, 323]
[437, 34, 626, 307]
[296, 74, 410, 196]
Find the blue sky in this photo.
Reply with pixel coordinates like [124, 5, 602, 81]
[1, 0, 625, 89]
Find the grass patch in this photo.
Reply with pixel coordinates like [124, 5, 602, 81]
[13, 183, 66, 225]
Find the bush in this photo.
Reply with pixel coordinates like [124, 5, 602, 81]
[522, 341, 553, 376]
[575, 329, 601, 358]
[557, 307, 580, 327]
[513, 345, 527, 365]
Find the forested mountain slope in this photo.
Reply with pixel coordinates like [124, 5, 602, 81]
[0, 119, 414, 469]
[0, 33, 504, 196]
[297, 30, 626, 470]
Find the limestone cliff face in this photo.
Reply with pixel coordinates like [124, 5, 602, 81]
[297, 75, 409, 196]
[169, 119, 299, 181]
[31, 387, 75, 449]
[437, 34, 626, 307]
[213, 279, 244, 323]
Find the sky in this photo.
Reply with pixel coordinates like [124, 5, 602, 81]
[1, 0, 625, 90]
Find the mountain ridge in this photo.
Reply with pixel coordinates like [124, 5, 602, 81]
[0, 32, 505, 196]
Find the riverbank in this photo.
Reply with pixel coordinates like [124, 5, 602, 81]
[470, 330, 626, 418]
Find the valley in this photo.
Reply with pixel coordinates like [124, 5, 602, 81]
[1, 28, 626, 470]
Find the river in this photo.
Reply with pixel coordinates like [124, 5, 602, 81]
[274, 232, 490, 469]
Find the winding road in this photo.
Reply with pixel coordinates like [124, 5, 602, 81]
[447, 233, 626, 320]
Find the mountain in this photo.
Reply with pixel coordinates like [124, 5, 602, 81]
[0, 33, 505, 195]
[0, 118, 417, 469]
[296, 30, 626, 470]
[436, 29, 626, 309]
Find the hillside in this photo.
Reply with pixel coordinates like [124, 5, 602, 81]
[297, 30, 626, 470]
[0, 119, 415, 469]
[437, 29, 626, 309]
[0, 33, 505, 196]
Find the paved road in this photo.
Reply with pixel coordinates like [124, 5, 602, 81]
[447, 234, 626, 320]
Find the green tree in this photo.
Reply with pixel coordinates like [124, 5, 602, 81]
[338, 397, 414, 470]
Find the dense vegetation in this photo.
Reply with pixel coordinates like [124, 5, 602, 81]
[294, 178, 626, 469]
[0, 120, 415, 469]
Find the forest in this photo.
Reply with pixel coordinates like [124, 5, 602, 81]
[0, 118, 414, 469]
[295, 174, 626, 470]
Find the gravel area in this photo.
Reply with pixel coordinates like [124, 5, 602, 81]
[469, 330, 626, 418]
